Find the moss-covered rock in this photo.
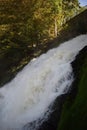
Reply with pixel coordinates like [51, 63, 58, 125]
[58, 46, 87, 130]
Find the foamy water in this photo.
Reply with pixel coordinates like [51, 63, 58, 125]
[0, 35, 87, 130]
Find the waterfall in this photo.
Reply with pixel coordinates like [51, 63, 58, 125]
[0, 35, 87, 130]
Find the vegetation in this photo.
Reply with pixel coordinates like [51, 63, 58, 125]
[0, 0, 80, 46]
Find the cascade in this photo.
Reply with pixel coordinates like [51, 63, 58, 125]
[0, 35, 87, 130]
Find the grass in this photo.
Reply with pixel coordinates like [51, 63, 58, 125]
[58, 52, 87, 130]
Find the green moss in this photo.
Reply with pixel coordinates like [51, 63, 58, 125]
[58, 57, 87, 130]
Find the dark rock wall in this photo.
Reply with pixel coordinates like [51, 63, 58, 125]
[59, 9, 87, 41]
[57, 46, 87, 130]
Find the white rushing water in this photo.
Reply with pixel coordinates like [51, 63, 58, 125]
[0, 35, 87, 130]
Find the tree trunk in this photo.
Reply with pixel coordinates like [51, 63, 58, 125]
[54, 18, 58, 37]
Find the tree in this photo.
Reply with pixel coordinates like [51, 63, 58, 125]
[0, 0, 80, 48]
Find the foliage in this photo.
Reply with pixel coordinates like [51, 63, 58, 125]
[0, 0, 80, 48]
